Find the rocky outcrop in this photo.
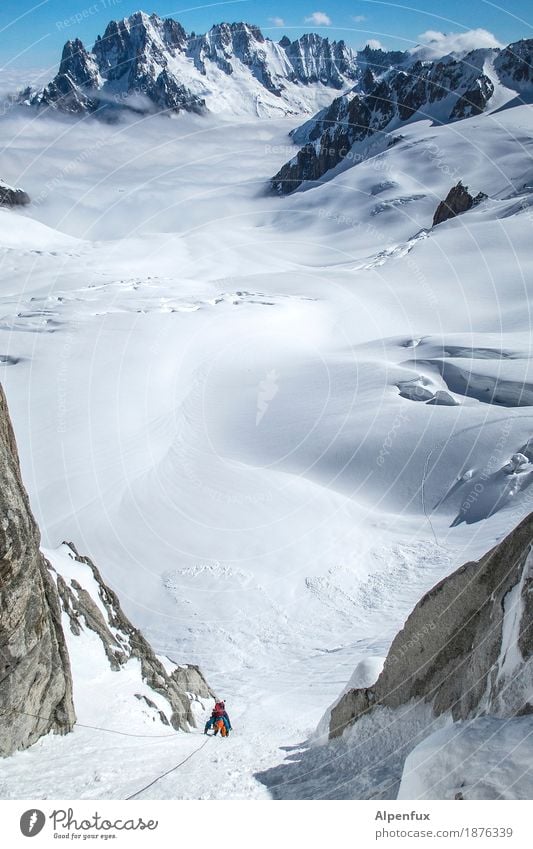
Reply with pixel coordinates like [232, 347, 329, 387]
[330, 509, 533, 740]
[171, 663, 214, 699]
[1, 379, 213, 757]
[0, 179, 30, 206]
[55, 542, 214, 729]
[432, 181, 487, 226]
[0, 384, 75, 757]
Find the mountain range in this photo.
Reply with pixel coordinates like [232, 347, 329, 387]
[271, 38, 533, 192]
[20, 12, 532, 126]
[21, 11, 372, 118]
[20, 12, 533, 196]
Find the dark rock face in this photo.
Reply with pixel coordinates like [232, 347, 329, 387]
[494, 39, 533, 87]
[451, 74, 494, 119]
[271, 51, 498, 194]
[432, 181, 487, 226]
[0, 384, 75, 757]
[330, 510, 533, 739]
[57, 542, 214, 730]
[0, 180, 30, 206]
[59, 39, 100, 88]
[35, 39, 101, 114]
[271, 86, 392, 194]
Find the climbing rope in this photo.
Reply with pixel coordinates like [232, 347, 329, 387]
[125, 737, 211, 800]
[0, 706, 178, 739]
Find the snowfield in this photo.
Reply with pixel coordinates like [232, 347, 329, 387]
[1, 73, 533, 798]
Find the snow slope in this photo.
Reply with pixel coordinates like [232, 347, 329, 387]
[1, 85, 533, 797]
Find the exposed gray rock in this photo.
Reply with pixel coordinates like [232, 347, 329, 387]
[432, 181, 487, 226]
[57, 542, 213, 729]
[330, 509, 533, 740]
[0, 384, 75, 757]
[0, 179, 30, 207]
[171, 663, 215, 699]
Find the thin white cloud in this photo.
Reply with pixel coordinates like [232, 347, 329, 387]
[269, 17, 285, 27]
[305, 12, 332, 27]
[411, 28, 502, 60]
[365, 39, 383, 50]
[352, 15, 367, 23]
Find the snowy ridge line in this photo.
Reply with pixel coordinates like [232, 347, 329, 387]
[125, 737, 211, 801]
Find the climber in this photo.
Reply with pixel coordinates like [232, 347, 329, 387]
[204, 700, 232, 735]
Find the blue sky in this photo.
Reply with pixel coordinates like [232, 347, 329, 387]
[1, 0, 532, 71]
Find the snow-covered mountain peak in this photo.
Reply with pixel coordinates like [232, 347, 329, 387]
[20, 11, 379, 118]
